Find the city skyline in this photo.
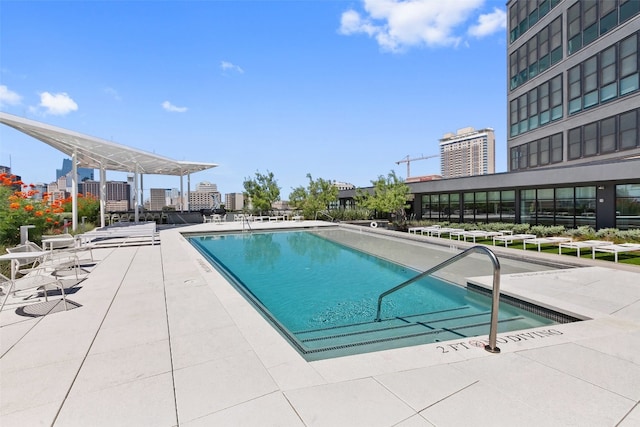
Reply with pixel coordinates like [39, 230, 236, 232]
[1, 1, 508, 196]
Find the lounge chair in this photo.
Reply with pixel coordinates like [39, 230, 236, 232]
[592, 243, 640, 263]
[0, 268, 68, 312]
[558, 240, 614, 257]
[523, 236, 572, 251]
[41, 233, 76, 250]
[492, 233, 537, 247]
[7, 242, 87, 279]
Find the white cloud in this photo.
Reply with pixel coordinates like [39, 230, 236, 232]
[339, 0, 501, 52]
[220, 61, 244, 74]
[468, 7, 506, 38]
[161, 101, 188, 113]
[38, 91, 78, 115]
[0, 85, 22, 107]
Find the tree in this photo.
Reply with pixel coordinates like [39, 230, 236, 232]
[289, 174, 338, 219]
[355, 171, 410, 222]
[243, 170, 281, 214]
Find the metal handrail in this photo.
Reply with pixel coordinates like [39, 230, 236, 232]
[374, 245, 502, 354]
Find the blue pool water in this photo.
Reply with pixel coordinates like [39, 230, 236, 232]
[189, 229, 559, 359]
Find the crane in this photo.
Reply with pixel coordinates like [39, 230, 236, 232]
[395, 154, 439, 178]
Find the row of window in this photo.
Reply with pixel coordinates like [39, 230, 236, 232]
[510, 32, 639, 139]
[509, 0, 640, 92]
[567, 108, 639, 160]
[511, 107, 639, 170]
[568, 32, 639, 114]
[509, 0, 561, 44]
[510, 16, 563, 90]
[510, 74, 563, 137]
[419, 184, 640, 230]
[568, 0, 640, 55]
[510, 133, 563, 171]
[521, 186, 597, 228]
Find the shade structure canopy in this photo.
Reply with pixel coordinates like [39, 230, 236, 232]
[0, 112, 218, 176]
[1, 111, 219, 230]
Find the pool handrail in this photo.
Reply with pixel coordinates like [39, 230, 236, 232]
[374, 245, 502, 354]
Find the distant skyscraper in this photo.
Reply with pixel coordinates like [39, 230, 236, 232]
[149, 188, 171, 211]
[79, 180, 131, 211]
[56, 158, 94, 182]
[439, 127, 495, 178]
[190, 181, 220, 210]
[225, 193, 244, 211]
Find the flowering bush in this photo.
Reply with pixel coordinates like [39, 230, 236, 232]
[0, 173, 99, 246]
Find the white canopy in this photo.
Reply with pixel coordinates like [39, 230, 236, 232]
[0, 112, 217, 175]
[0, 112, 218, 229]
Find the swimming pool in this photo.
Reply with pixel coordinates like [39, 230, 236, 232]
[189, 227, 574, 360]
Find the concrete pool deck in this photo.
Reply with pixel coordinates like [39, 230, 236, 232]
[1, 220, 639, 426]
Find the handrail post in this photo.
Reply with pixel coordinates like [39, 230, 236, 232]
[484, 265, 501, 353]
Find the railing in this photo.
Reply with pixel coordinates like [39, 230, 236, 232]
[374, 245, 502, 354]
[242, 215, 252, 232]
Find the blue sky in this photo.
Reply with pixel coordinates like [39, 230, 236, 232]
[1, 0, 507, 200]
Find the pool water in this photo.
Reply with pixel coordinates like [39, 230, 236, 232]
[189, 229, 560, 360]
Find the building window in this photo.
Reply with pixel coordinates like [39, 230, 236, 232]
[583, 56, 599, 109]
[582, 0, 599, 46]
[567, 2, 582, 55]
[616, 183, 640, 230]
[550, 74, 563, 120]
[620, 33, 639, 96]
[569, 127, 582, 160]
[568, 64, 582, 114]
[539, 136, 550, 165]
[529, 140, 539, 167]
[620, 109, 638, 149]
[555, 187, 575, 227]
[583, 122, 599, 157]
[576, 186, 597, 227]
[600, 116, 617, 153]
[620, 0, 640, 23]
[600, 45, 617, 102]
[600, 0, 618, 35]
[550, 132, 563, 163]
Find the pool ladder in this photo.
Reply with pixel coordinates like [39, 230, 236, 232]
[374, 245, 502, 354]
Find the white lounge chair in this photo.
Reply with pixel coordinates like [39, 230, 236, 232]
[523, 236, 572, 251]
[558, 240, 614, 257]
[0, 268, 68, 312]
[459, 230, 504, 243]
[592, 243, 640, 263]
[492, 233, 537, 247]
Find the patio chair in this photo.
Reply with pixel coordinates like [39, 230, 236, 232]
[7, 242, 88, 279]
[0, 269, 68, 312]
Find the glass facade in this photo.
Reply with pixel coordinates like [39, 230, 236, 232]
[419, 186, 607, 228]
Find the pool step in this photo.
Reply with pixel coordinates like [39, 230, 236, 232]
[293, 306, 528, 358]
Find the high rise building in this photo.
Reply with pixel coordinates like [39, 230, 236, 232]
[189, 181, 220, 210]
[225, 193, 244, 211]
[439, 127, 495, 178]
[507, 0, 640, 171]
[56, 158, 94, 182]
[78, 180, 131, 211]
[149, 188, 172, 211]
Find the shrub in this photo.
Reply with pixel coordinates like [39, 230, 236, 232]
[0, 173, 99, 246]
